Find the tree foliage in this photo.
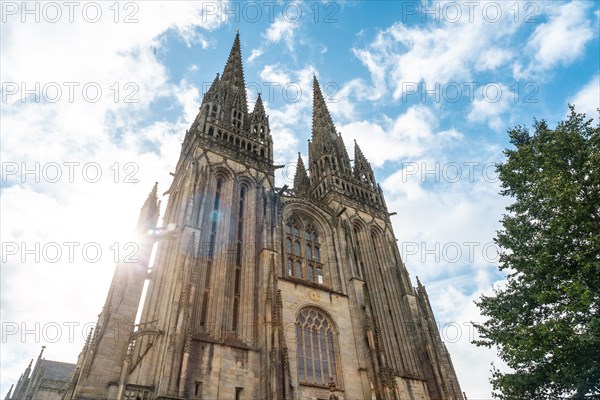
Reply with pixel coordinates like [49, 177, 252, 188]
[474, 106, 600, 399]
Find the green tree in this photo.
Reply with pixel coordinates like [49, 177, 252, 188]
[474, 106, 600, 399]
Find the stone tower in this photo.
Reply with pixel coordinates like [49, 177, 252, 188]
[10, 32, 464, 400]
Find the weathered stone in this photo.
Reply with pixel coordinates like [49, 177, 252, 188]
[7, 33, 463, 400]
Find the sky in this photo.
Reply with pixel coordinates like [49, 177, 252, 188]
[1, 1, 599, 398]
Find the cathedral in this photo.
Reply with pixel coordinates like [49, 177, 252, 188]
[6, 33, 464, 400]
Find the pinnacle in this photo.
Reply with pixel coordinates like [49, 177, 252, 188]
[353, 140, 369, 166]
[252, 93, 266, 116]
[353, 140, 375, 183]
[416, 276, 424, 288]
[209, 73, 220, 91]
[144, 182, 158, 206]
[293, 153, 310, 195]
[140, 182, 160, 225]
[311, 76, 337, 146]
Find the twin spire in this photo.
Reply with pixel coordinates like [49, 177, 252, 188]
[201, 33, 377, 201]
[296, 74, 378, 198]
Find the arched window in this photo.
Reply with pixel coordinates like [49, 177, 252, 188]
[231, 185, 246, 333]
[296, 308, 338, 387]
[295, 261, 302, 278]
[353, 225, 365, 279]
[231, 109, 243, 129]
[284, 217, 324, 285]
[200, 177, 223, 327]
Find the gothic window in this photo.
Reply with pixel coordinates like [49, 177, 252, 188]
[232, 185, 246, 333]
[232, 109, 243, 129]
[200, 177, 223, 327]
[316, 267, 323, 284]
[208, 178, 223, 258]
[371, 231, 382, 267]
[296, 308, 338, 387]
[210, 104, 218, 119]
[284, 217, 324, 286]
[295, 261, 302, 278]
[353, 225, 365, 279]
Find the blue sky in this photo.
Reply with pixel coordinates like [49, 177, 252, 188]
[1, 1, 599, 398]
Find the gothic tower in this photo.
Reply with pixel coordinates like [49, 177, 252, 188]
[57, 32, 464, 400]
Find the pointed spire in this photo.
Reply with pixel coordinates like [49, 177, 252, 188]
[416, 276, 423, 288]
[4, 384, 13, 400]
[353, 140, 375, 186]
[252, 93, 266, 119]
[416, 276, 430, 300]
[37, 345, 46, 360]
[142, 182, 158, 210]
[221, 31, 247, 112]
[354, 140, 367, 164]
[138, 182, 160, 229]
[210, 73, 220, 90]
[293, 153, 310, 196]
[311, 75, 337, 147]
[250, 92, 269, 128]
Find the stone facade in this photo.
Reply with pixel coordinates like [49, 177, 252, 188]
[6, 33, 464, 400]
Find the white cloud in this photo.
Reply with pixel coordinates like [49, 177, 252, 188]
[338, 105, 463, 167]
[0, 1, 225, 393]
[264, 14, 299, 52]
[247, 48, 264, 63]
[468, 83, 512, 130]
[257, 64, 316, 174]
[375, 136, 509, 398]
[515, 1, 596, 78]
[476, 48, 514, 72]
[426, 279, 508, 399]
[569, 74, 600, 122]
[350, 2, 521, 101]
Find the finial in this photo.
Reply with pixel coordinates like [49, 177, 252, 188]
[416, 276, 424, 288]
[5, 383, 13, 400]
[38, 345, 46, 360]
[236, 28, 240, 34]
